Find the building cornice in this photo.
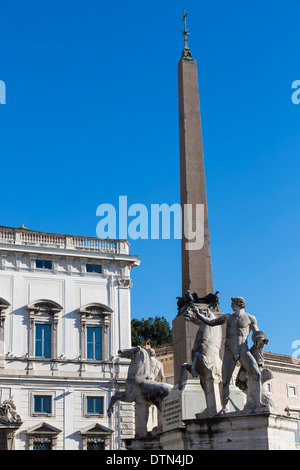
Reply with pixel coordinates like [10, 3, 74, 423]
[0, 226, 140, 267]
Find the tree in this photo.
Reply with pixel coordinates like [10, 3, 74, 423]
[131, 316, 172, 348]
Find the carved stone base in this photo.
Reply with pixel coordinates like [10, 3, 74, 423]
[125, 411, 299, 450]
[161, 380, 245, 432]
[183, 411, 299, 450]
[162, 380, 205, 432]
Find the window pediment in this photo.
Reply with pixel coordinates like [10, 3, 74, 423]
[0, 297, 10, 328]
[78, 303, 112, 359]
[26, 300, 62, 359]
[24, 422, 61, 450]
[25, 421, 61, 436]
[26, 299, 63, 314]
[78, 423, 114, 436]
[0, 297, 10, 312]
[77, 302, 113, 316]
[78, 423, 113, 450]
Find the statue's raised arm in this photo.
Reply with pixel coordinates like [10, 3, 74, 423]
[184, 305, 226, 327]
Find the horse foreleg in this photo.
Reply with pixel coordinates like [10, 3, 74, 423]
[179, 363, 193, 390]
[107, 391, 127, 418]
[191, 352, 200, 378]
[135, 400, 150, 437]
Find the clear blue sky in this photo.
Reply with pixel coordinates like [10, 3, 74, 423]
[0, 0, 299, 355]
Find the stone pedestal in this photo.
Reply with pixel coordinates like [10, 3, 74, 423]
[125, 411, 299, 450]
[183, 412, 299, 450]
[161, 380, 245, 433]
[162, 380, 206, 432]
[125, 383, 298, 451]
[0, 424, 21, 450]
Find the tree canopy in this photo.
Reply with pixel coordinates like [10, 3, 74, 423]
[131, 316, 172, 348]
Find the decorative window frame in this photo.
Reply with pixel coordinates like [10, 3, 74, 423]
[0, 297, 10, 358]
[30, 390, 56, 417]
[287, 383, 298, 398]
[35, 258, 53, 271]
[77, 303, 113, 362]
[24, 422, 61, 450]
[266, 381, 273, 395]
[83, 392, 105, 418]
[77, 423, 113, 450]
[0, 297, 10, 327]
[26, 299, 63, 360]
[85, 263, 103, 275]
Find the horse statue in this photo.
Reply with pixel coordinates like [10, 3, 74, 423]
[178, 291, 223, 416]
[107, 346, 172, 436]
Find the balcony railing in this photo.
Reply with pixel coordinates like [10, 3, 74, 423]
[0, 227, 129, 254]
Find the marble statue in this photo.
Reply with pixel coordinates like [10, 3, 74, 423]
[179, 295, 223, 416]
[107, 346, 172, 436]
[184, 296, 270, 414]
[0, 397, 21, 424]
[236, 330, 275, 410]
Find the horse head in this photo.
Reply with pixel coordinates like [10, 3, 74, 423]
[118, 346, 152, 380]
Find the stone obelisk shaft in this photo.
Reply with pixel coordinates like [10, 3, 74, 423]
[172, 21, 213, 384]
[178, 58, 213, 297]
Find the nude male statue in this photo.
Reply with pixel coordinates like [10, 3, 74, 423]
[185, 296, 267, 414]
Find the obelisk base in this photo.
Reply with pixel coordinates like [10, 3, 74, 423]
[172, 315, 198, 385]
[125, 411, 299, 450]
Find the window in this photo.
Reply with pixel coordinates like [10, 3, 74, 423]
[87, 442, 104, 450]
[87, 326, 102, 360]
[77, 423, 113, 450]
[287, 384, 298, 398]
[26, 299, 62, 360]
[34, 395, 52, 414]
[33, 442, 51, 450]
[86, 264, 102, 274]
[83, 394, 105, 419]
[36, 259, 52, 270]
[78, 303, 112, 362]
[35, 323, 51, 358]
[86, 397, 104, 415]
[26, 422, 61, 449]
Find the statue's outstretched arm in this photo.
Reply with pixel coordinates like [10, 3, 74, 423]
[184, 306, 226, 326]
[185, 314, 203, 325]
[195, 311, 226, 326]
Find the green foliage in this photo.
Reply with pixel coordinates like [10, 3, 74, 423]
[131, 316, 172, 348]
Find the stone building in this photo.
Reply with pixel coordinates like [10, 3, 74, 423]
[0, 225, 140, 450]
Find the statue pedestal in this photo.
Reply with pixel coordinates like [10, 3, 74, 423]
[161, 380, 205, 432]
[125, 410, 299, 450]
[161, 380, 245, 433]
[182, 411, 299, 450]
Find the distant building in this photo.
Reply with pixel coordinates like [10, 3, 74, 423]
[0, 225, 140, 450]
[154, 344, 174, 385]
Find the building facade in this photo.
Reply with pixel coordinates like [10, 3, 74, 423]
[0, 225, 140, 450]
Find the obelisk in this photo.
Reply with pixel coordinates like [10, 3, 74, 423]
[173, 12, 213, 384]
